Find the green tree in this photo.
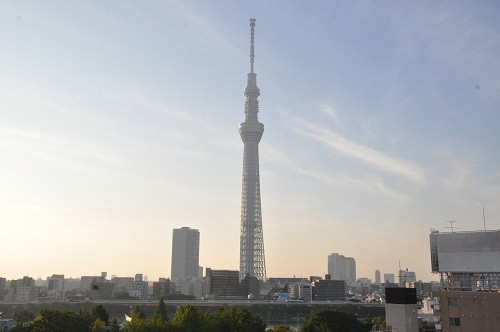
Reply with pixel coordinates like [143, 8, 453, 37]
[10, 326, 31, 332]
[300, 309, 370, 332]
[124, 318, 148, 332]
[92, 305, 109, 325]
[169, 305, 215, 332]
[215, 306, 266, 332]
[266, 326, 293, 332]
[152, 297, 168, 323]
[110, 318, 120, 332]
[13, 309, 36, 325]
[26, 310, 93, 332]
[370, 316, 385, 325]
[131, 305, 146, 320]
[91, 318, 106, 332]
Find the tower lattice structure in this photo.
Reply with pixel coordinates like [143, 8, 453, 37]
[239, 18, 266, 281]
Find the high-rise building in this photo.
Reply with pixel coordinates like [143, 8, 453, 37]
[399, 270, 417, 287]
[171, 227, 200, 280]
[327, 253, 356, 285]
[384, 273, 396, 284]
[375, 270, 381, 285]
[345, 257, 356, 285]
[239, 18, 266, 281]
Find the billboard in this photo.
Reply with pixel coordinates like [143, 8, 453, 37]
[430, 230, 500, 273]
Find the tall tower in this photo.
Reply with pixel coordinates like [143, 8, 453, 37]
[239, 18, 266, 281]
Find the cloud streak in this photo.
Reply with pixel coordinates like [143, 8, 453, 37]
[261, 142, 409, 200]
[289, 117, 426, 183]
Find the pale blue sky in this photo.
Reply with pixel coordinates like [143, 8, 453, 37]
[1, 1, 499, 282]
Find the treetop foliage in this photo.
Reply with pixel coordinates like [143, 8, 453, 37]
[300, 308, 370, 332]
[9, 303, 371, 332]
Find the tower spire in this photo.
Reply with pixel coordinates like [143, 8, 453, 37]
[250, 18, 255, 74]
[243, 18, 260, 123]
[239, 18, 266, 281]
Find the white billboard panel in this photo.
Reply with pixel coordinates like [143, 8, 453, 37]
[432, 231, 500, 273]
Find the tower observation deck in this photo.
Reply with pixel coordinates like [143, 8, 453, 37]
[239, 18, 266, 281]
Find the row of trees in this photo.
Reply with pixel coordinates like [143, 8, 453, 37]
[10, 299, 377, 331]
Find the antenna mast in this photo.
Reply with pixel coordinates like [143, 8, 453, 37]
[483, 206, 486, 231]
[249, 18, 255, 74]
[445, 220, 456, 233]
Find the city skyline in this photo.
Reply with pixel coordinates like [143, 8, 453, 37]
[2, 1, 500, 282]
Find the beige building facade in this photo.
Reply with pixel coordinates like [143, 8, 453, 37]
[434, 290, 500, 332]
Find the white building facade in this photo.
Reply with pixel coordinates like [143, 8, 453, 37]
[327, 253, 356, 285]
[47, 274, 65, 300]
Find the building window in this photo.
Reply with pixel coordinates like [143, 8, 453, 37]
[448, 298, 459, 307]
[449, 318, 461, 326]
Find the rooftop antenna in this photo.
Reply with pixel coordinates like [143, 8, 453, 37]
[398, 261, 402, 287]
[483, 206, 486, 231]
[445, 220, 456, 233]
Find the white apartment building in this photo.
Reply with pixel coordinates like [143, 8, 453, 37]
[327, 253, 356, 285]
[47, 274, 65, 300]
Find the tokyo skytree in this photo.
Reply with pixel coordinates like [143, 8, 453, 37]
[239, 18, 266, 281]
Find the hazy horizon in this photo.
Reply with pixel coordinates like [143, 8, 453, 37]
[2, 1, 500, 282]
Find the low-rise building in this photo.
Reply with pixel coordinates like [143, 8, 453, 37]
[92, 281, 114, 300]
[9, 276, 37, 303]
[433, 290, 500, 332]
[298, 283, 312, 301]
[205, 268, 239, 298]
[112, 277, 134, 294]
[81, 276, 101, 291]
[311, 275, 346, 301]
[152, 278, 174, 299]
[384, 273, 395, 284]
[399, 270, 417, 286]
[0, 318, 15, 331]
[0, 277, 6, 301]
[385, 287, 418, 332]
[130, 274, 148, 299]
[240, 274, 260, 299]
[64, 278, 81, 292]
[47, 274, 65, 300]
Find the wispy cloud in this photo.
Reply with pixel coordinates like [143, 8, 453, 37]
[289, 117, 426, 183]
[317, 102, 339, 124]
[261, 142, 409, 200]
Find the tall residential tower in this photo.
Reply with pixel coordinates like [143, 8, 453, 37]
[171, 227, 200, 281]
[239, 18, 266, 281]
[328, 253, 356, 285]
